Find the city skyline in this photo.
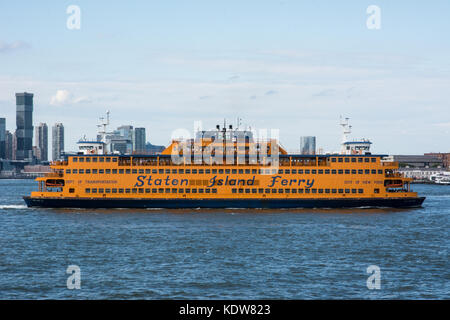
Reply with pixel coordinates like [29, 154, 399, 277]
[0, 1, 449, 154]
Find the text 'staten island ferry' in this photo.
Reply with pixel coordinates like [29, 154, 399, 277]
[24, 118, 425, 209]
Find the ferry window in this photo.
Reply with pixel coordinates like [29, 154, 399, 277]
[165, 188, 170, 193]
[199, 189, 204, 193]
[73, 158, 78, 162]
[79, 158, 84, 163]
[185, 189, 190, 193]
[371, 158, 376, 163]
[172, 188, 177, 193]
[374, 188, 380, 193]
[244, 169, 250, 174]
[212, 169, 217, 174]
[159, 169, 164, 174]
[352, 189, 357, 193]
[305, 189, 310, 194]
[99, 169, 104, 174]
[358, 158, 363, 163]
[79, 169, 84, 174]
[143, 169, 149, 174]
[66, 169, 70, 174]
[158, 188, 163, 193]
[126, 169, 130, 174]
[332, 170, 336, 174]
[119, 189, 124, 193]
[106, 158, 111, 162]
[172, 169, 177, 174]
[99, 188, 104, 193]
[332, 189, 337, 194]
[338, 158, 343, 163]
[166, 169, 171, 174]
[185, 169, 191, 174]
[132, 169, 137, 174]
[371, 170, 376, 174]
[112, 169, 117, 174]
[318, 170, 323, 174]
[99, 158, 104, 162]
[245, 189, 250, 194]
[125, 189, 130, 194]
[358, 169, 363, 174]
[205, 169, 211, 174]
[232, 169, 237, 174]
[191, 189, 197, 194]
[112, 188, 117, 193]
[219, 169, 224, 174]
[351, 158, 356, 163]
[252, 169, 258, 174]
[239, 169, 244, 174]
[106, 189, 111, 193]
[145, 189, 150, 193]
[298, 170, 303, 174]
[92, 169, 98, 174]
[358, 189, 364, 194]
[285, 189, 290, 193]
[112, 158, 117, 162]
[86, 158, 91, 163]
[271, 169, 277, 174]
[139, 169, 144, 174]
[298, 189, 304, 194]
[278, 169, 283, 174]
[365, 169, 370, 174]
[325, 189, 330, 193]
[345, 170, 350, 174]
[225, 169, 230, 174]
[138, 189, 144, 194]
[271, 189, 277, 193]
[292, 189, 297, 194]
[205, 189, 210, 193]
[351, 169, 356, 174]
[331, 158, 337, 162]
[318, 189, 323, 194]
[212, 189, 217, 193]
[92, 158, 97, 163]
[378, 170, 383, 174]
[119, 169, 124, 174]
[73, 169, 78, 174]
[258, 188, 263, 193]
[364, 158, 370, 163]
[285, 169, 290, 174]
[345, 189, 350, 193]
[232, 189, 237, 194]
[178, 169, 184, 174]
[86, 169, 91, 174]
[311, 189, 316, 194]
[292, 169, 297, 174]
[106, 169, 111, 174]
[312, 170, 317, 174]
[92, 189, 97, 193]
[305, 169, 310, 174]
[265, 189, 270, 193]
[85, 188, 90, 193]
[152, 188, 157, 193]
[179, 188, 184, 193]
[345, 158, 350, 163]
[338, 170, 343, 174]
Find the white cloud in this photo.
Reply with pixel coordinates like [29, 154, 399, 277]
[50, 90, 91, 106]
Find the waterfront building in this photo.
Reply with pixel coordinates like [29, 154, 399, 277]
[424, 153, 450, 169]
[52, 123, 64, 161]
[15, 92, 34, 160]
[35, 123, 48, 162]
[134, 127, 146, 153]
[5, 130, 13, 160]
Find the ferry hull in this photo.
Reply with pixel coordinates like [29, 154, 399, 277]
[23, 196, 425, 209]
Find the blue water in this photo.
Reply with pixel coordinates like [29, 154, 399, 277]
[0, 180, 448, 299]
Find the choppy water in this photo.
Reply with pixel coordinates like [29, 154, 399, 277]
[0, 180, 448, 299]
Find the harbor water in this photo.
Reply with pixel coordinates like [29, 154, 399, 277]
[0, 180, 448, 299]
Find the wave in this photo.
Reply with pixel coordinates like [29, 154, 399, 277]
[0, 204, 28, 210]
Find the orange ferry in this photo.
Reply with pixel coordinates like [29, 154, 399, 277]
[24, 124, 425, 209]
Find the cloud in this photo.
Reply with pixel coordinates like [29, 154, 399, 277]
[0, 41, 30, 53]
[50, 90, 91, 106]
[265, 90, 277, 95]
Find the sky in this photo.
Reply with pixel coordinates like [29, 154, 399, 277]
[0, 0, 449, 154]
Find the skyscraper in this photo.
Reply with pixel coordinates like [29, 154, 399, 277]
[300, 136, 316, 155]
[35, 123, 48, 161]
[52, 123, 64, 161]
[0, 118, 5, 159]
[134, 127, 146, 153]
[5, 130, 13, 160]
[15, 92, 34, 160]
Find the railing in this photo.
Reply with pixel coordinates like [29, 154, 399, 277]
[45, 172, 64, 178]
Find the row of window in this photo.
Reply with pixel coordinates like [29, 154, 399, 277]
[73, 157, 117, 163]
[331, 157, 377, 163]
[68, 168, 385, 175]
[84, 187, 371, 195]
